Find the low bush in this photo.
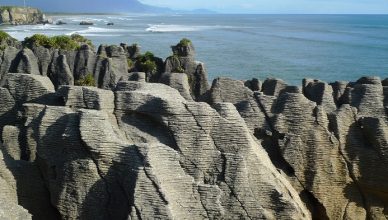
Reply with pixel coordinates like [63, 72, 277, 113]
[177, 38, 192, 47]
[75, 73, 96, 86]
[136, 51, 157, 73]
[23, 34, 93, 50]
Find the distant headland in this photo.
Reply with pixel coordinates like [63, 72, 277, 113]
[0, 6, 51, 25]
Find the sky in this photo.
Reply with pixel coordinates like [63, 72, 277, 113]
[139, 0, 388, 14]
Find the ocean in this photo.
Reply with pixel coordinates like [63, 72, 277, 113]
[2, 14, 388, 85]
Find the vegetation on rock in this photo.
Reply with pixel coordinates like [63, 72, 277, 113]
[177, 38, 192, 47]
[0, 30, 15, 42]
[23, 34, 93, 50]
[0, 30, 18, 50]
[70, 34, 93, 47]
[135, 51, 157, 73]
[75, 73, 96, 86]
[127, 58, 134, 69]
[0, 6, 14, 11]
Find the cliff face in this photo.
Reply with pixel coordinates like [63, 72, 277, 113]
[0, 7, 48, 25]
[0, 38, 387, 219]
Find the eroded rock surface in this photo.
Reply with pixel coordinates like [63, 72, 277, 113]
[0, 40, 387, 219]
[208, 76, 388, 219]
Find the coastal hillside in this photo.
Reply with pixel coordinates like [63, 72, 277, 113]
[0, 33, 387, 219]
[0, 0, 171, 13]
[0, 6, 50, 25]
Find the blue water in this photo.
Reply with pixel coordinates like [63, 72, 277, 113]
[2, 14, 388, 85]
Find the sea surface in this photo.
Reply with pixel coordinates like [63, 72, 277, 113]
[2, 14, 388, 85]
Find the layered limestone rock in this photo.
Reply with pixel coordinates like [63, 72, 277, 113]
[0, 7, 50, 25]
[0, 73, 312, 219]
[0, 38, 210, 101]
[207, 76, 388, 219]
[164, 40, 209, 100]
[0, 38, 387, 219]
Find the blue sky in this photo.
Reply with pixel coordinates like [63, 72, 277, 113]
[139, 0, 388, 14]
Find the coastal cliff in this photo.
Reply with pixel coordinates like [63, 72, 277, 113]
[0, 34, 387, 219]
[0, 6, 50, 25]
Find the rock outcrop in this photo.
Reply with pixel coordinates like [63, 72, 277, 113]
[0, 7, 50, 25]
[164, 40, 209, 100]
[0, 36, 387, 220]
[208, 76, 388, 219]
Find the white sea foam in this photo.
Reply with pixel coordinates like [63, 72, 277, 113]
[146, 24, 210, 32]
[145, 24, 246, 33]
[67, 26, 125, 37]
[4, 24, 71, 31]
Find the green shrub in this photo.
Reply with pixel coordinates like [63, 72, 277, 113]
[139, 60, 157, 73]
[178, 38, 192, 47]
[0, 6, 14, 11]
[75, 74, 96, 86]
[23, 34, 92, 50]
[136, 51, 157, 73]
[0, 31, 12, 41]
[70, 34, 93, 47]
[174, 66, 185, 73]
[24, 34, 53, 48]
[127, 59, 134, 68]
[51, 35, 79, 50]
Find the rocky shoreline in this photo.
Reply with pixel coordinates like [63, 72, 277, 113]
[0, 6, 51, 25]
[0, 33, 387, 219]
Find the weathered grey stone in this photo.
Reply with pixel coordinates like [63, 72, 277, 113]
[12, 48, 40, 75]
[5, 73, 55, 106]
[94, 45, 128, 89]
[262, 78, 288, 96]
[0, 87, 16, 135]
[1, 51, 388, 220]
[0, 150, 32, 220]
[330, 81, 348, 105]
[244, 78, 261, 91]
[120, 43, 141, 59]
[159, 72, 192, 100]
[164, 42, 209, 101]
[350, 76, 385, 118]
[1, 125, 20, 160]
[114, 81, 310, 219]
[74, 44, 96, 80]
[49, 55, 74, 89]
[0, 47, 20, 85]
[32, 45, 52, 76]
[119, 72, 146, 82]
[303, 78, 337, 113]
[57, 86, 114, 112]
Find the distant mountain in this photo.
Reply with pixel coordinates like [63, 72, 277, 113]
[0, 0, 172, 13]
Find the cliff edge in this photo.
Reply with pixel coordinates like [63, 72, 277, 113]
[0, 6, 50, 25]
